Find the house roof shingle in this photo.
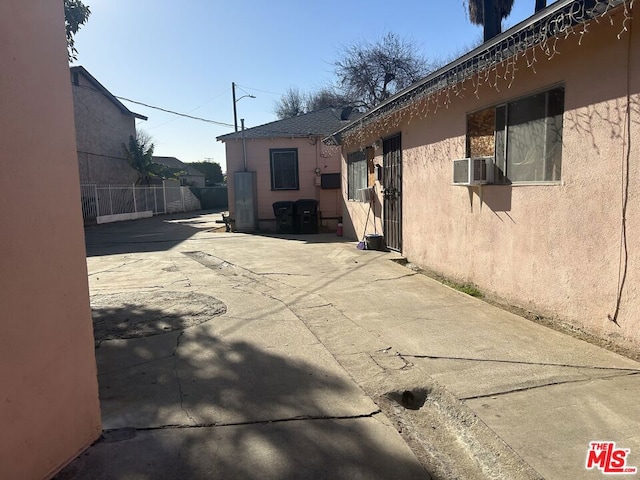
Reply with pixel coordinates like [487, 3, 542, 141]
[152, 156, 205, 176]
[216, 107, 360, 141]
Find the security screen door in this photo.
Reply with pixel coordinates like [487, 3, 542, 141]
[382, 134, 402, 251]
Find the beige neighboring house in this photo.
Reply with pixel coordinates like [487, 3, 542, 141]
[71, 65, 147, 185]
[1, 2, 101, 479]
[331, 0, 640, 350]
[217, 107, 359, 231]
[153, 156, 206, 187]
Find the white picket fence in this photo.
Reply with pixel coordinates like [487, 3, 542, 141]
[80, 184, 201, 223]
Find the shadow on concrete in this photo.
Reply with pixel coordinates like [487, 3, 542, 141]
[254, 232, 356, 245]
[85, 210, 226, 257]
[56, 304, 428, 479]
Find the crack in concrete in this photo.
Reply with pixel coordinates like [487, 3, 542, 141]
[126, 410, 383, 433]
[97, 354, 174, 376]
[260, 272, 312, 277]
[400, 353, 640, 372]
[172, 331, 197, 425]
[460, 371, 640, 401]
[372, 273, 418, 282]
[367, 353, 388, 373]
[295, 303, 334, 310]
[91, 285, 166, 291]
[169, 259, 192, 287]
[88, 259, 143, 276]
[397, 354, 415, 370]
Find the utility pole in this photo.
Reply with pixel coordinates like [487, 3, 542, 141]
[232, 82, 238, 132]
[232, 82, 255, 133]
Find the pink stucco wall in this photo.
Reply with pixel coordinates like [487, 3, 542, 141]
[225, 137, 343, 230]
[343, 7, 640, 349]
[0, 2, 102, 479]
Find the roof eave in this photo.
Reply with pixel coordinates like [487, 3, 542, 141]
[325, 0, 625, 144]
[72, 65, 148, 121]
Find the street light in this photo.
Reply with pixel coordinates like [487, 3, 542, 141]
[232, 82, 255, 132]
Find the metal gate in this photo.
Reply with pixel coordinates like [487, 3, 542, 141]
[382, 134, 402, 251]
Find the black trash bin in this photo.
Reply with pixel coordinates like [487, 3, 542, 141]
[272, 201, 296, 233]
[295, 199, 318, 234]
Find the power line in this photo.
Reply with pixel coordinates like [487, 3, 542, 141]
[235, 84, 282, 96]
[115, 96, 234, 128]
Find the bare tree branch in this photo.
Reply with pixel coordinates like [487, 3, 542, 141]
[334, 33, 431, 110]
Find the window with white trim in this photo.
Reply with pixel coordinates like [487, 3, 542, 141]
[467, 86, 564, 183]
[270, 148, 298, 190]
[347, 150, 367, 200]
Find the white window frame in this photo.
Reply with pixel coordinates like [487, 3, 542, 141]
[467, 85, 564, 184]
[347, 150, 367, 200]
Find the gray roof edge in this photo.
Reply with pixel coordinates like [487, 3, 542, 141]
[216, 106, 357, 142]
[71, 66, 148, 121]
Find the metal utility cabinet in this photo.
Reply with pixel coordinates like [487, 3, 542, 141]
[233, 171, 257, 232]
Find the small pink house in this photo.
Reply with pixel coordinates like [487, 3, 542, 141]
[218, 107, 358, 232]
[330, 0, 640, 351]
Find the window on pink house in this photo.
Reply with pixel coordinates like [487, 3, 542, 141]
[270, 148, 299, 190]
[467, 86, 564, 184]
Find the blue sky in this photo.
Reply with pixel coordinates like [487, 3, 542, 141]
[74, 0, 551, 172]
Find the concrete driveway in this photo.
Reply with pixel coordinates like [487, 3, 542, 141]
[56, 211, 640, 479]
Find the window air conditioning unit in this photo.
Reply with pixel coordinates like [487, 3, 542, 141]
[356, 187, 374, 203]
[452, 157, 494, 185]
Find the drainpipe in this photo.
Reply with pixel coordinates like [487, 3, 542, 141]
[241, 118, 248, 172]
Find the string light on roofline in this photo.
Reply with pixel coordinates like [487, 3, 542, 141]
[341, 0, 635, 150]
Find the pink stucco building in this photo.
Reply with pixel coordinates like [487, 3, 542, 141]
[0, 2, 101, 479]
[218, 108, 358, 232]
[334, 1, 640, 351]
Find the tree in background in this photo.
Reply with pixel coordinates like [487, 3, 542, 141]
[274, 33, 428, 118]
[274, 87, 306, 119]
[306, 88, 353, 112]
[189, 161, 224, 186]
[123, 132, 183, 185]
[274, 87, 354, 119]
[466, 0, 515, 41]
[334, 32, 431, 110]
[64, 0, 91, 62]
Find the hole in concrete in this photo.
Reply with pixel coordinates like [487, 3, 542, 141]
[386, 388, 429, 410]
[390, 257, 409, 266]
[101, 427, 137, 443]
